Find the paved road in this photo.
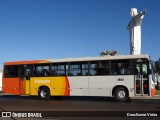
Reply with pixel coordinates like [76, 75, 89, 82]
[0, 95, 160, 120]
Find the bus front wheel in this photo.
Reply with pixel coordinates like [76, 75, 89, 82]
[38, 87, 50, 99]
[114, 87, 128, 102]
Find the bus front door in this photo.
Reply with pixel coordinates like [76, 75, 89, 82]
[135, 63, 149, 96]
[19, 65, 25, 95]
[19, 65, 31, 95]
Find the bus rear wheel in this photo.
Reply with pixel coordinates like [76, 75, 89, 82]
[114, 87, 128, 102]
[38, 87, 50, 99]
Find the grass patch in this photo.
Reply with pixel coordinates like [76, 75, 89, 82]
[155, 90, 160, 95]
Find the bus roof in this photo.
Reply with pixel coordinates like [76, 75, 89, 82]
[4, 54, 150, 65]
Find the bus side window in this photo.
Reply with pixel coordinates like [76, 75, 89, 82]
[135, 68, 139, 75]
[98, 61, 109, 75]
[82, 63, 89, 76]
[111, 62, 120, 75]
[52, 64, 66, 76]
[69, 63, 81, 76]
[41, 69, 48, 76]
[142, 64, 148, 78]
[4, 65, 19, 78]
[89, 62, 98, 75]
[111, 60, 131, 75]
[34, 64, 50, 77]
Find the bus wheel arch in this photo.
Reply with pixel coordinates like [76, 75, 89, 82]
[112, 85, 129, 102]
[38, 86, 50, 99]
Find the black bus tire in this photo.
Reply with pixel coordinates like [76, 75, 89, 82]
[114, 87, 128, 102]
[38, 87, 50, 99]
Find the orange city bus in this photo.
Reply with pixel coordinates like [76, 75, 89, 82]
[2, 54, 156, 102]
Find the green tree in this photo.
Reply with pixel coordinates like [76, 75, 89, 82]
[100, 50, 118, 56]
[155, 57, 160, 90]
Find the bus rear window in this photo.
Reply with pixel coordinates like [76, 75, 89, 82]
[4, 65, 19, 78]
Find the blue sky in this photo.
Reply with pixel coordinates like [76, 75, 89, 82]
[0, 0, 160, 70]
